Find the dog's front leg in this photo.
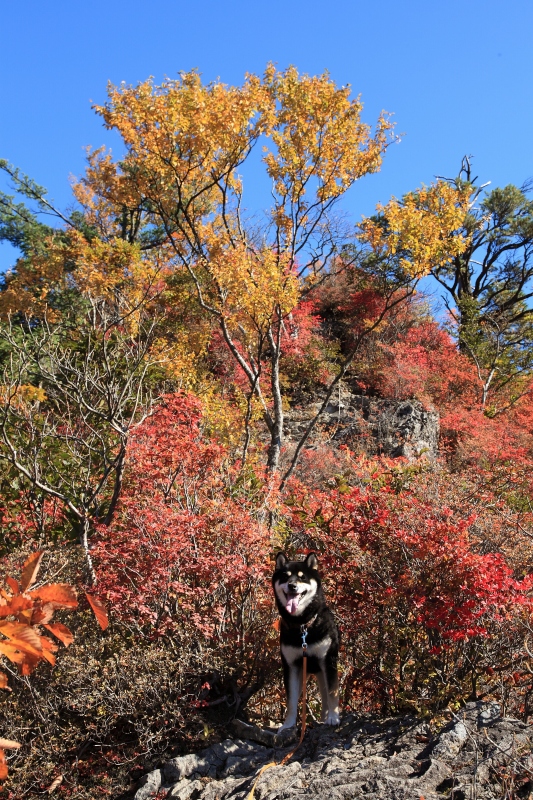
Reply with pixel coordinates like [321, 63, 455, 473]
[316, 666, 330, 723]
[278, 660, 302, 732]
[324, 655, 340, 726]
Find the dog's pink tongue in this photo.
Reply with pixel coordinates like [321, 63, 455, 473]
[286, 595, 300, 614]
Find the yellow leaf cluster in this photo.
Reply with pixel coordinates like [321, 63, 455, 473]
[0, 244, 65, 321]
[89, 66, 394, 329]
[264, 66, 393, 206]
[93, 70, 272, 225]
[149, 332, 210, 390]
[71, 147, 143, 240]
[0, 229, 165, 330]
[66, 231, 142, 295]
[359, 182, 472, 277]
[0, 384, 47, 414]
[206, 241, 299, 329]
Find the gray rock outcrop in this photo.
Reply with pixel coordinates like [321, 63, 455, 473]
[133, 701, 532, 799]
[283, 388, 440, 462]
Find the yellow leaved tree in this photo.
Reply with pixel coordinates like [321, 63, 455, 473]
[358, 180, 472, 276]
[86, 65, 395, 471]
[1, 67, 473, 477]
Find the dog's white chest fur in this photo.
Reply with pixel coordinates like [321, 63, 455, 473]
[281, 636, 332, 664]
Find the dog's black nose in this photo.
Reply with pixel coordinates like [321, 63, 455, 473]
[288, 582, 297, 592]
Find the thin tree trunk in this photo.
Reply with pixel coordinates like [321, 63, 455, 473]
[80, 516, 97, 586]
[266, 321, 284, 472]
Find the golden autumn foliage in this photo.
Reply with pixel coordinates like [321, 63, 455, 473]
[358, 181, 472, 276]
[263, 65, 393, 212]
[89, 65, 395, 320]
[78, 66, 400, 469]
[0, 243, 66, 321]
[1, 65, 396, 348]
[0, 67, 475, 470]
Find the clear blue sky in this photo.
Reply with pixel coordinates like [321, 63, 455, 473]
[1, 0, 532, 286]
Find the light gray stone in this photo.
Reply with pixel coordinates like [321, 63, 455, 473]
[478, 702, 501, 727]
[134, 768, 162, 800]
[167, 778, 203, 799]
[283, 390, 440, 462]
[373, 400, 440, 460]
[134, 703, 532, 800]
[252, 761, 303, 799]
[164, 753, 213, 782]
[432, 720, 468, 757]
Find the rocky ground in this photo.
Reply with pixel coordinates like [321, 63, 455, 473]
[131, 702, 533, 800]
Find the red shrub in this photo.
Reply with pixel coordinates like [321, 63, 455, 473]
[92, 393, 273, 659]
[282, 474, 533, 714]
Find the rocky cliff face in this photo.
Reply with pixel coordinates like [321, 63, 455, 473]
[284, 388, 440, 462]
[132, 702, 532, 800]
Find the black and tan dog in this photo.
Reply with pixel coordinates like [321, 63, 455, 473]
[272, 552, 340, 731]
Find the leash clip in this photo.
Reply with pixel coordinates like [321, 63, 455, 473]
[300, 624, 309, 652]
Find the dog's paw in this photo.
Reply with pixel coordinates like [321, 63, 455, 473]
[277, 721, 297, 733]
[325, 711, 340, 726]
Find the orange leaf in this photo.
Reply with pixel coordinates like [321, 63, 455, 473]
[7, 638, 42, 660]
[40, 636, 58, 653]
[272, 619, 280, 631]
[0, 739, 21, 750]
[0, 672, 10, 691]
[0, 595, 33, 618]
[21, 654, 41, 675]
[0, 642, 25, 665]
[20, 551, 43, 592]
[32, 603, 55, 625]
[5, 577, 19, 595]
[39, 649, 56, 666]
[38, 637, 58, 665]
[0, 622, 43, 653]
[86, 593, 109, 630]
[17, 608, 33, 624]
[30, 584, 78, 608]
[43, 622, 74, 647]
[0, 750, 7, 780]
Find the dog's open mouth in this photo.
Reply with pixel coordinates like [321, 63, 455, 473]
[284, 589, 307, 614]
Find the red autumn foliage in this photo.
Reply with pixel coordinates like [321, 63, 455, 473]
[0, 494, 64, 555]
[281, 468, 533, 714]
[91, 394, 273, 649]
[375, 321, 480, 407]
[89, 387, 533, 717]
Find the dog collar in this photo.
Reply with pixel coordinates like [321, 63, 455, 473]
[280, 612, 318, 632]
[300, 614, 318, 633]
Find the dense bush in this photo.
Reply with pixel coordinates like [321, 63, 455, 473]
[2, 391, 533, 798]
[282, 470, 533, 716]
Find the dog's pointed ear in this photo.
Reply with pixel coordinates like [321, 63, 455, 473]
[305, 552, 318, 570]
[275, 552, 287, 570]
